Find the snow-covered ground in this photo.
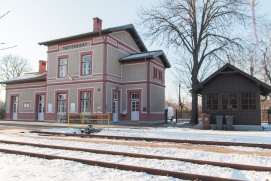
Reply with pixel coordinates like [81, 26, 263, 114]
[0, 124, 270, 181]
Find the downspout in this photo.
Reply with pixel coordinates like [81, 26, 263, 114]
[145, 54, 150, 124]
[99, 31, 107, 114]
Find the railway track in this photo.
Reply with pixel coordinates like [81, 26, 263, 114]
[0, 139, 270, 172]
[31, 131, 271, 149]
[0, 140, 269, 180]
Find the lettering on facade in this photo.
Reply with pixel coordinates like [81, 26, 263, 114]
[60, 42, 90, 51]
[48, 45, 59, 52]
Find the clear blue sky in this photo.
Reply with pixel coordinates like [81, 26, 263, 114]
[0, 0, 271, 102]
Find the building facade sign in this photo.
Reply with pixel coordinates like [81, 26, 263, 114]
[59, 41, 91, 51]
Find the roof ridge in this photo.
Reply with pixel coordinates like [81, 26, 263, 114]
[190, 63, 271, 96]
[38, 23, 147, 52]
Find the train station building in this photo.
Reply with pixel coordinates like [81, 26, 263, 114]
[1, 18, 170, 123]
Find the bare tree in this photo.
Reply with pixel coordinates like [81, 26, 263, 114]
[0, 99, 5, 119]
[137, 0, 251, 124]
[257, 20, 271, 84]
[0, 54, 32, 83]
[233, 19, 271, 84]
[226, 44, 261, 77]
[0, 11, 17, 50]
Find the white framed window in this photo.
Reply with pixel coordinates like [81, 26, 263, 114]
[131, 93, 139, 100]
[13, 96, 18, 102]
[80, 92, 91, 113]
[131, 93, 139, 111]
[59, 58, 67, 78]
[82, 55, 91, 75]
[57, 93, 66, 113]
[113, 93, 118, 100]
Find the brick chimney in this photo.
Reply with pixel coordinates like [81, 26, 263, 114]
[93, 17, 102, 32]
[38, 60, 47, 74]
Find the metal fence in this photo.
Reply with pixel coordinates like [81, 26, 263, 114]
[261, 110, 271, 124]
[174, 109, 202, 119]
[175, 109, 271, 124]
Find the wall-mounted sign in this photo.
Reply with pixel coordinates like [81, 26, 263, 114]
[22, 102, 31, 110]
[48, 103, 53, 112]
[70, 103, 75, 112]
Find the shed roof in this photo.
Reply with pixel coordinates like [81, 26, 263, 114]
[38, 24, 147, 52]
[190, 63, 271, 96]
[0, 72, 46, 84]
[119, 50, 171, 68]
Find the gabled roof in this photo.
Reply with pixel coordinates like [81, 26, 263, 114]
[38, 24, 147, 52]
[191, 63, 271, 96]
[0, 72, 46, 84]
[119, 50, 171, 68]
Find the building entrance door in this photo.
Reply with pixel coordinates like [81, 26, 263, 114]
[131, 93, 139, 121]
[113, 93, 118, 123]
[38, 95, 45, 121]
[12, 96, 18, 120]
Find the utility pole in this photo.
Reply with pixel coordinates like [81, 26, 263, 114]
[178, 84, 181, 112]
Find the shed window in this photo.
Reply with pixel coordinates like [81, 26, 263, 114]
[241, 93, 256, 110]
[222, 93, 237, 110]
[206, 94, 218, 110]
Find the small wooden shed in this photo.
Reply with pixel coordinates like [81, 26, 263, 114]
[191, 63, 271, 130]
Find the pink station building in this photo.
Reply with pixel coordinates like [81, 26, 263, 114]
[1, 18, 171, 124]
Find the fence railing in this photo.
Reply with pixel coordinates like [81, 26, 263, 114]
[67, 113, 110, 129]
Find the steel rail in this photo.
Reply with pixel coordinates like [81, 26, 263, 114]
[0, 147, 242, 181]
[30, 131, 271, 149]
[0, 140, 270, 172]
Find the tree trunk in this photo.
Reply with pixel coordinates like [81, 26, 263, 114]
[190, 66, 199, 125]
[190, 92, 198, 124]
